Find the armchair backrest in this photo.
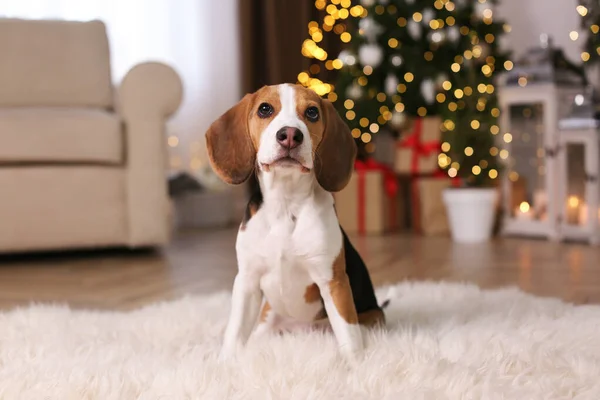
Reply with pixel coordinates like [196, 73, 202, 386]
[0, 18, 113, 108]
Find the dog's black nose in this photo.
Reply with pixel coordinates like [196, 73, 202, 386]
[276, 127, 303, 149]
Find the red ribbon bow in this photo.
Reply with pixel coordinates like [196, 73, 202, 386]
[354, 158, 398, 196]
[397, 118, 441, 176]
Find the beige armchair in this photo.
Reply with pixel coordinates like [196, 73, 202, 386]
[0, 18, 183, 253]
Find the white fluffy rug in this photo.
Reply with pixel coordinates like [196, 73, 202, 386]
[1, 282, 600, 399]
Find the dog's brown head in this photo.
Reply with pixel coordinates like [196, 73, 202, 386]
[205, 84, 356, 192]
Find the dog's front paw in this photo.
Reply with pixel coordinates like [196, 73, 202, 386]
[218, 344, 236, 363]
[337, 330, 364, 365]
[339, 342, 363, 364]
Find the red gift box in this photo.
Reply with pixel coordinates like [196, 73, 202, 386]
[410, 176, 453, 235]
[395, 117, 442, 176]
[334, 159, 404, 235]
[393, 116, 463, 235]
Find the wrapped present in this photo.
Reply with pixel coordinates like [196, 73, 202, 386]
[335, 159, 404, 235]
[395, 117, 442, 176]
[411, 176, 457, 236]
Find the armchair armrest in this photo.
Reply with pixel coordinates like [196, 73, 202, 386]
[117, 62, 183, 246]
[119, 61, 183, 119]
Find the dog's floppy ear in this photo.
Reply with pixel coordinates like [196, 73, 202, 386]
[314, 99, 357, 192]
[205, 94, 256, 185]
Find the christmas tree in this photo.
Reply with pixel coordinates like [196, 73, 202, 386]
[298, 0, 511, 187]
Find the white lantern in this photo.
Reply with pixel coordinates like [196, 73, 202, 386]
[497, 83, 579, 240]
[556, 119, 600, 245]
[497, 39, 587, 240]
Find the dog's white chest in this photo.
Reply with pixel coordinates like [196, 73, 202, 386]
[237, 207, 326, 322]
[259, 259, 320, 322]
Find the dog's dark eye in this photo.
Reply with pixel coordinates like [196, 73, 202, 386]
[257, 103, 274, 118]
[305, 106, 319, 122]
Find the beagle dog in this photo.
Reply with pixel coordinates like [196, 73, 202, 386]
[206, 83, 385, 361]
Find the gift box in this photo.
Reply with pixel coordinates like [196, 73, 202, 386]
[411, 176, 454, 236]
[395, 117, 442, 176]
[335, 160, 405, 235]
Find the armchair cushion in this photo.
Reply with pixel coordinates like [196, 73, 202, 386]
[0, 108, 123, 165]
[0, 19, 112, 108]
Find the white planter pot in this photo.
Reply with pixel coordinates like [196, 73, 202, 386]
[442, 188, 497, 244]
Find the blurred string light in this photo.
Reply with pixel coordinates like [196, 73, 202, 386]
[577, 3, 600, 63]
[168, 135, 179, 148]
[570, 30, 579, 41]
[298, 2, 365, 96]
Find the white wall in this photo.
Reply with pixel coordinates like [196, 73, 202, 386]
[169, 0, 245, 220]
[167, 0, 241, 172]
[497, 0, 581, 64]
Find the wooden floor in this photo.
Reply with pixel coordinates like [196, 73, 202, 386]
[0, 228, 599, 311]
